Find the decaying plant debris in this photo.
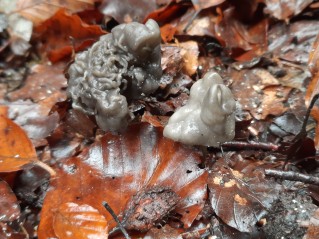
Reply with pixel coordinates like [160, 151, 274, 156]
[1, 0, 319, 238]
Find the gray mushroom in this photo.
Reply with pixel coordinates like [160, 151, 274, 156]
[163, 71, 236, 147]
[67, 19, 162, 132]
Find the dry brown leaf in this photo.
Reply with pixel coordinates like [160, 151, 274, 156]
[231, 69, 291, 120]
[53, 202, 108, 239]
[35, 9, 106, 63]
[208, 153, 282, 232]
[264, 0, 313, 21]
[7, 63, 67, 102]
[16, 0, 94, 25]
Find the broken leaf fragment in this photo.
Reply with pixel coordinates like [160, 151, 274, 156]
[53, 202, 108, 239]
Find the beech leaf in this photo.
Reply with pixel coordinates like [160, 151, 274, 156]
[208, 153, 282, 232]
[16, 0, 94, 25]
[38, 123, 208, 238]
[53, 202, 108, 239]
[0, 115, 37, 172]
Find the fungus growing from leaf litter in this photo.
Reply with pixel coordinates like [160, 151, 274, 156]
[67, 19, 162, 132]
[163, 71, 236, 147]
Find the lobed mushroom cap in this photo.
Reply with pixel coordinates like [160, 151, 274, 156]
[163, 71, 236, 147]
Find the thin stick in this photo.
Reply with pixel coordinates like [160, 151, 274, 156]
[284, 93, 319, 168]
[221, 141, 279, 151]
[36, 161, 56, 177]
[265, 169, 319, 186]
[102, 201, 131, 239]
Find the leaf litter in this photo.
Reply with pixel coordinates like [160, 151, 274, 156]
[1, 0, 319, 238]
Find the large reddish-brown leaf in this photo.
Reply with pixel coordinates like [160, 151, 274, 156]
[208, 153, 282, 232]
[0, 180, 20, 222]
[0, 116, 38, 172]
[34, 9, 106, 63]
[53, 202, 108, 239]
[38, 123, 208, 238]
[16, 0, 94, 25]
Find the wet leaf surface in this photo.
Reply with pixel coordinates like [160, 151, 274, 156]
[7, 94, 63, 147]
[38, 123, 208, 238]
[0, 180, 20, 222]
[53, 202, 108, 239]
[7, 63, 67, 102]
[208, 153, 282, 232]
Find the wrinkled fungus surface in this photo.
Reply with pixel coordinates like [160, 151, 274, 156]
[67, 19, 162, 132]
[164, 71, 236, 147]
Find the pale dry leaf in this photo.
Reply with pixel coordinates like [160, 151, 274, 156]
[15, 0, 94, 25]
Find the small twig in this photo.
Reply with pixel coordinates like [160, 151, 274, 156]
[265, 169, 319, 186]
[284, 93, 319, 168]
[221, 141, 279, 151]
[35, 161, 56, 177]
[102, 201, 131, 239]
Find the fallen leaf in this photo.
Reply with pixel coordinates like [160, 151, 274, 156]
[231, 69, 291, 120]
[16, 0, 94, 25]
[145, 1, 192, 24]
[38, 123, 208, 238]
[0, 180, 20, 222]
[191, 0, 226, 11]
[7, 94, 64, 147]
[177, 41, 199, 76]
[263, 0, 313, 21]
[301, 209, 319, 239]
[100, 0, 157, 23]
[53, 202, 108, 239]
[0, 115, 37, 172]
[7, 62, 67, 102]
[208, 153, 282, 232]
[268, 21, 319, 64]
[34, 9, 106, 63]
[145, 225, 183, 239]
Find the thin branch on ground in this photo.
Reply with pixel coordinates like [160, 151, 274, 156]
[102, 201, 131, 239]
[265, 169, 319, 186]
[221, 141, 279, 151]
